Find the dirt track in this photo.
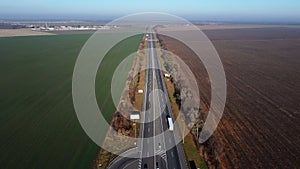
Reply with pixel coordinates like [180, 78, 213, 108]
[157, 27, 300, 169]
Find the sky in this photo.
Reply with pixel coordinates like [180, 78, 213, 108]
[0, 0, 299, 22]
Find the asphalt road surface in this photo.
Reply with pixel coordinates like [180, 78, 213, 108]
[108, 29, 187, 169]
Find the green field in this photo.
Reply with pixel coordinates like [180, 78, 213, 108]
[96, 34, 142, 122]
[0, 34, 142, 169]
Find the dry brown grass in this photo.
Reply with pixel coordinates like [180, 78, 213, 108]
[0, 29, 55, 37]
[159, 42, 208, 168]
[163, 75, 208, 169]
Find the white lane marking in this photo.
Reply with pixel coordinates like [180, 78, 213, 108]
[147, 152, 149, 157]
[148, 127, 150, 133]
[139, 31, 152, 169]
[123, 159, 139, 169]
[156, 81, 168, 165]
[151, 33, 157, 168]
[171, 151, 174, 158]
[150, 32, 169, 167]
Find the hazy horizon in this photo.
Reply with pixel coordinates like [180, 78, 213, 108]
[1, 0, 300, 23]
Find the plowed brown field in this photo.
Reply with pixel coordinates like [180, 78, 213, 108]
[158, 27, 300, 169]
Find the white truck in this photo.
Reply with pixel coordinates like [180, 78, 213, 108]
[166, 115, 174, 131]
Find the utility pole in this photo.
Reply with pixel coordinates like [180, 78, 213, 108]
[135, 122, 137, 138]
[133, 121, 136, 138]
[196, 120, 204, 144]
[196, 126, 199, 139]
[133, 121, 137, 146]
[181, 113, 185, 144]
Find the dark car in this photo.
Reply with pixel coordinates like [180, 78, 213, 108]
[143, 163, 148, 169]
[156, 162, 160, 169]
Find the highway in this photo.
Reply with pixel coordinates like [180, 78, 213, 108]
[109, 29, 187, 169]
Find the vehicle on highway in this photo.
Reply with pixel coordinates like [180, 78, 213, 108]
[156, 162, 160, 169]
[166, 115, 174, 131]
[143, 163, 148, 169]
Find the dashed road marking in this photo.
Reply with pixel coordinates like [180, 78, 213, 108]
[138, 159, 142, 169]
[155, 149, 167, 161]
